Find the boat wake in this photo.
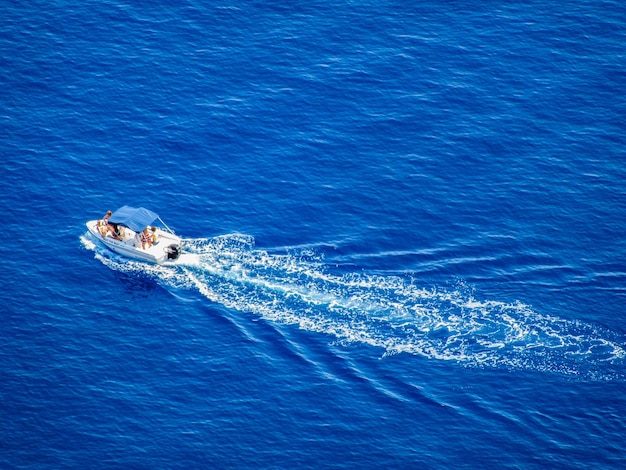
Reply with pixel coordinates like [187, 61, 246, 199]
[81, 233, 625, 380]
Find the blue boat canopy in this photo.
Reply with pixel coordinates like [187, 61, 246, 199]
[109, 206, 158, 232]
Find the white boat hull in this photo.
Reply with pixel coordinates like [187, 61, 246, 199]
[86, 220, 183, 265]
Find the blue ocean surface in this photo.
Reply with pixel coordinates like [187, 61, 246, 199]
[2, 1, 626, 468]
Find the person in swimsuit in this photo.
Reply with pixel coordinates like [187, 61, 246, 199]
[149, 226, 159, 244]
[139, 227, 153, 249]
[98, 210, 112, 237]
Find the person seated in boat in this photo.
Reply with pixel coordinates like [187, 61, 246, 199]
[137, 227, 153, 250]
[97, 210, 112, 237]
[149, 226, 159, 245]
[107, 223, 123, 240]
[114, 224, 125, 240]
[97, 210, 122, 240]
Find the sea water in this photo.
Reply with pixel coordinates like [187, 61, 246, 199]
[2, 1, 625, 468]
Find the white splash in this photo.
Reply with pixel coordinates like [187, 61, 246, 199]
[81, 232, 626, 379]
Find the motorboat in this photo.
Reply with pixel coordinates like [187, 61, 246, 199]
[86, 205, 183, 264]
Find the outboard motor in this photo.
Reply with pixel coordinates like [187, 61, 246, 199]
[165, 244, 181, 260]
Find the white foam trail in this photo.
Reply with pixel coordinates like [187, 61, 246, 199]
[81, 233, 626, 379]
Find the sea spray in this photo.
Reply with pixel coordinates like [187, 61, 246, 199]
[82, 233, 626, 379]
